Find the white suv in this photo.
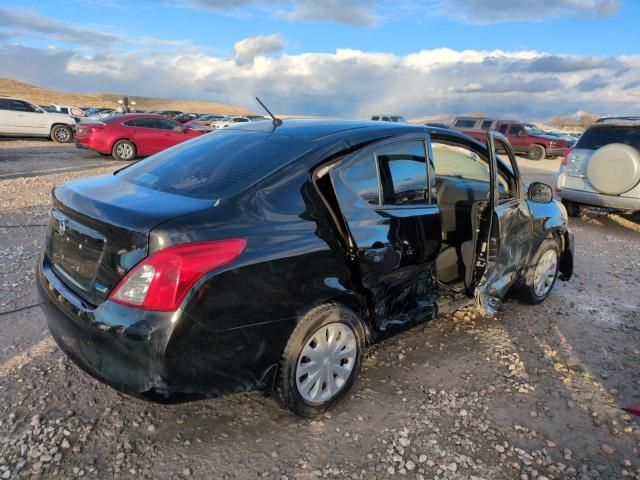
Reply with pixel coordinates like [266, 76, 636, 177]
[0, 96, 76, 143]
[557, 117, 640, 215]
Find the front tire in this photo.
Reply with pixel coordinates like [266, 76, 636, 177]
[112, 140, 136, 161]
[527, 144, 546, 161]
[51, 125, 73, 144]
[522, 239, 560, 304]
[278, 303, 365, 417]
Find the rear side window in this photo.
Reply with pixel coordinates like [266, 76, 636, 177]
[377, 141, 428, 206]
[341, 153, 380, 205]
[576, 126, 640, 150]
[498, 124, 508, 134]
[118, 130, 313, 199]
[0, 99, 9, 110]
[480, 120, 493, 131]
[508, 125, 525, 136]
[453, 119, 477, 128]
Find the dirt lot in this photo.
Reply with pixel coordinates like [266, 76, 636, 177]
[0, 140, 638, 480]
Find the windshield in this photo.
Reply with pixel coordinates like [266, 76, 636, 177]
[117, 129, 313, 199]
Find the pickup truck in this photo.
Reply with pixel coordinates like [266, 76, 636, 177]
[451, 117, 572, 160]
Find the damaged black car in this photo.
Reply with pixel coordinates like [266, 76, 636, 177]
[37, 120, 573, 416]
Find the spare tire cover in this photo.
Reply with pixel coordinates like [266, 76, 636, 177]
[586, 143, 640, 195]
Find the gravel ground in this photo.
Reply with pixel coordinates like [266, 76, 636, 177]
[0, 141, 638, 479]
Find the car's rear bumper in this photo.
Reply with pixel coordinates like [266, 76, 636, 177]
[558, 187, 640, 211]
[37, 255, 281, 401]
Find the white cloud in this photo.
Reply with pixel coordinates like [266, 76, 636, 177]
[434, 0, 620, 24]
[232, 34, 285, 65]
[286, 0, 378, 26]
[0, 6, 121, 46]
[1, 43, 638, 121]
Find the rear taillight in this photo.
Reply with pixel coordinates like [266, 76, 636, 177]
[109, 239, 246, 311]
[561, 147, 572, 166]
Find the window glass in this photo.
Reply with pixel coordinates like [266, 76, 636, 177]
[0, 99, 10, 110]
[576, 126, 640, 150]
[480, 120, 493, 131]
[454, 119, 477, 128]
[123, 119, 137, 127]
[133, 118, 154, 128]
[118, 130, 313, 199]
[341, 153, 379, 205]
[377, 141, 428, 206]
[156, 118, 182, 130]
[432, 142, 511, 196]
[59, 107, 69, 114]
[11, 100, 34, 112]
[498, 124, 508, 134]
[508, 125, 524, 136]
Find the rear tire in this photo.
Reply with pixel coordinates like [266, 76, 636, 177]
[527, 144, 546, 161]
[562, 199, 581, 217]
[521, 239, 560, 304]
[112, 140, 136, 161]
[278, 303, 365, 417]
[51, 125, 73, 144]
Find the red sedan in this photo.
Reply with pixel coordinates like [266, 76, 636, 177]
[75, 113, 206, 161]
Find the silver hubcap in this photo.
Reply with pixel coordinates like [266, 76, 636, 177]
[530, 146, 543, 158]
[116, 143, 133, 159]
[296, 322, 357, 404]
[533, 249, 557, 297]
[54, 127, 70, 142]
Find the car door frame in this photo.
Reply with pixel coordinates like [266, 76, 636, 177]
[469, 130, 534, 314]
[327, 133, 443, 333]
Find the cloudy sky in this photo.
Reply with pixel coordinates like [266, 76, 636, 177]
[0, 0, 638, 120]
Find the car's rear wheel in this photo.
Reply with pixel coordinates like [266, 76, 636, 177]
[112, 140, 136, 161]
[51, 125, 73, 144]
[522, 239, 560, 304]
[278, 303, 365, 417]
[527, 144, 546, 161]
[562, 199, 581, 217]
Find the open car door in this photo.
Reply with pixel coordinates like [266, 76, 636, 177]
[467, 131, 533, 314]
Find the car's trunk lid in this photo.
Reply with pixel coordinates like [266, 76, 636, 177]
[45, 174, 212, 306]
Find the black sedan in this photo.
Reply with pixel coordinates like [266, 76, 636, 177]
[37, 120, 573, 416]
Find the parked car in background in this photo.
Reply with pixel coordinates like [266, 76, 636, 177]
[211, 116, 250, 129]
[451, 117, 572, 160]
[175, 113, 199, 123]
[85, 109, 119, 121]
[38, 120, 572, 417]
[557, 117, 640, 215]
[0, 96, 76, 143]
[248, 115, 269, 122]
[49, 104, 86, 118]
[181, 118, 213, 132]
[75, 113, 205, 160]
[192, 114, 226, 127]
[424, 122, 450, 129]
[371, 115, 407, 123]
[152, 110, 183, 119]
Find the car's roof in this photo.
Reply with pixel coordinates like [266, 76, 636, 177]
[594, 116, 640, 126]
[228, 118, 426, 142]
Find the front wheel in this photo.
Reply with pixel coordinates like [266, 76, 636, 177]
[51, 125, 73, 143]
[527, 144, 546, 161]
[521, 239, 560, 304]
[278, 303, 366, 417]
[112, 140, 136, 161]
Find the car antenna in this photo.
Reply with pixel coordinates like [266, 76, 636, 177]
[255, 97, 283, 127]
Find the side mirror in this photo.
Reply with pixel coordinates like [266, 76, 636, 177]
[528, 182, 553, 203]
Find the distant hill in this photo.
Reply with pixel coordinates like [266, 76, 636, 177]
[0, 77, 252, 115]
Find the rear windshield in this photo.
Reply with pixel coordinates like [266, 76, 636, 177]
[117, 130, 313, 199]
[576, 126, 640, 151]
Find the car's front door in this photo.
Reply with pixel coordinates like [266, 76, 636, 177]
[470, 131, 533, 313]
[330, 136, 442, 331]
[10, 100, 47, 134]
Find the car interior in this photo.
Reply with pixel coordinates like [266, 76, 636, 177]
[431, 141, 512, 289]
